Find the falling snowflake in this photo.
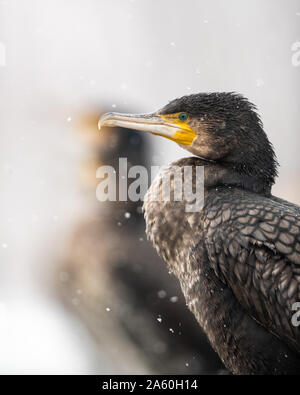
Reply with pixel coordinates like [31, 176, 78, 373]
[158, 290, 167, 299]
[256, 78, 265, 88]
[170, 296, 178, 303]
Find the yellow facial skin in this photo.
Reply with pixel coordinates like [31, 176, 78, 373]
[158, 113, 197, 146]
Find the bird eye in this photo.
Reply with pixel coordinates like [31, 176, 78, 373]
[178, 112, 189, 122]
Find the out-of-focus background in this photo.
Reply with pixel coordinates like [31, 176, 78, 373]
[0, 0, 299, 374]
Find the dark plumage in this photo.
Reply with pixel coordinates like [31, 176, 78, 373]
[60, 110, 224, 375]
[100, 93, 300, 375]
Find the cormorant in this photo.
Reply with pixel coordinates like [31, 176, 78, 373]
[59, 109, 224, 374]
[99, 93, 300, 375]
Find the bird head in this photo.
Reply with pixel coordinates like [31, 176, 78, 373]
[99, 93, 278, 185]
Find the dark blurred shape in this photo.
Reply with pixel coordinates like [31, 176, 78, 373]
[57, 107, 224, 374]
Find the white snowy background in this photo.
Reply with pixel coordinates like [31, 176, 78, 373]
[0, 0, 299, 373]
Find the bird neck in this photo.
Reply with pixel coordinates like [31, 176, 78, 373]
[207, 160, 273, 196]
[186, 119, 278, 194]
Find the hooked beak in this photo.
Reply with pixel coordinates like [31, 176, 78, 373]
[98, 112, 197, 146]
